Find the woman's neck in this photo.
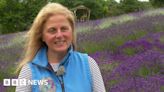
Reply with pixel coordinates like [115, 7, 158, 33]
[47, 49, 67, 64]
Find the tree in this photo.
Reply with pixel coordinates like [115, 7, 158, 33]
[106, 0, 123, 16]
[150, 0, 164, 8]
[0, 0, 24, 34]
[120, 0, 141, 13]
[52, 0, 108, 19]
[0, 0, 47, 34]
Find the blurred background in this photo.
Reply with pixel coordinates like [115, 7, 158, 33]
[0, 0, 164, 92]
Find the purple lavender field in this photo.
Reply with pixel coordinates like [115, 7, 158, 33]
[0, 8, 164, 92]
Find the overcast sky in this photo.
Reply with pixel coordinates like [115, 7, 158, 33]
[115, 0, 149, 3]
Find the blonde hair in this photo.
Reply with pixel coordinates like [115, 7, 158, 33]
[16, 3, 76, 74]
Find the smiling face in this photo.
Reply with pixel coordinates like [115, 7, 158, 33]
[42, 14, 73, 53]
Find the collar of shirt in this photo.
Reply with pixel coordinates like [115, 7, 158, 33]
[31, 45, 73, 70]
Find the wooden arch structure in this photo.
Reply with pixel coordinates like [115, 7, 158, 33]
[71, 5, 90, 22]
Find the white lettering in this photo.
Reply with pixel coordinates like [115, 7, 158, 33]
[11, 79, 18, 86]
[3, 79, 10, 86]
[19, 79, 26, 86]
[3, 79, 48, 86]
[33, 80, 37, 85]
[44, 80, 48, 85]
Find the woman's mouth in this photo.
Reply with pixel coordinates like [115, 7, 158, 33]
[54, 40, 66, 45]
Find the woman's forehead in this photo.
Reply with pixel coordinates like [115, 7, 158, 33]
[44, 14, 70, 26]
[48, 14, 69, 22]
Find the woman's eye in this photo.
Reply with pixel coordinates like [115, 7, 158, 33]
[48, 28, 56, 33]
[61, 27, 68, 32]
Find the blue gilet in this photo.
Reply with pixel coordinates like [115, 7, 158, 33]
[28, 46, 92, 92]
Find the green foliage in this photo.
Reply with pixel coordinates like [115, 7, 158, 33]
[82, 41, 105, 53]
[150, 0, 164, 8]
[0, 0, 47, 34]
[137, 64, 161, 77]
[53, 0, 109, 19]
[6, 87, 15, 92]
[161, 86, 164, 92]
[81, 35, 126, 54]
[0, 71, 6, 81]
[110, 79, 119, 87]
[120, 0, 144, 13]
[138, 2, 153, 10]
[122, 47, 137, 56]
[0, 0, 24, 34]
[126, 31, 147, 40]
[159, 35, 164, 43]
[0, 0, 157, 34]
[106, 0, 123, 16]
[138, 66, 151, 77]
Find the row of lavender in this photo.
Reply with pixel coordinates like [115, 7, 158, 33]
[0, 8, 164, 91]
[76, 11, 164, 91]
[89, 32, 164, 92]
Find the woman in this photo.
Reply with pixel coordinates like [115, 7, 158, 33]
[16, 3, 106, 92]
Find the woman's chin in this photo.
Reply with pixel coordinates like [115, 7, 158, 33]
[53, 46, 68, 53]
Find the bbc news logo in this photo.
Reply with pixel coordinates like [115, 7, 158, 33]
[3, 79, 48, 86]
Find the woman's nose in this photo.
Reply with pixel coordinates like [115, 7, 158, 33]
[55, 30, 62, 38]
